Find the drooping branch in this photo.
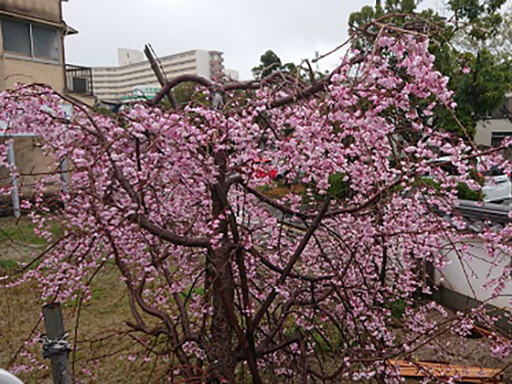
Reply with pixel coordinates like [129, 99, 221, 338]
[249, 247, 334, 283]
[83, 115, 213, 249]
[150, 69, 331, 109]
[252, 198, 331, 328]
[130, 214, 211, 248]
[243, 179, 398, 220]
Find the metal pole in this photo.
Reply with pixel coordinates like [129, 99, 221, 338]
[43, 303, 72, 384]
[60, 158, 69, 194]
[144, 44, 167, 86]
[144, 44, 177, 108]
[7, 140, 20, 218]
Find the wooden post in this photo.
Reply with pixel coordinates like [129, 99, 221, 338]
[7, 140, 20, 218]
[43, 303, 72, 384]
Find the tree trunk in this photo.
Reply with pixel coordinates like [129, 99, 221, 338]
[208, 245, 236, 383]
[207, 148, 236, 383]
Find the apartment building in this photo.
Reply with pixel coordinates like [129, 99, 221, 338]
[92, 48, 239, 103]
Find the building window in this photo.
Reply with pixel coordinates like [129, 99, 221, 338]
[2, 19, 60, 61]
[491, 132, 512, 147]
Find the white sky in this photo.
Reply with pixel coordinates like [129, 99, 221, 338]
[62, 0, 445, 80]
[62, 0, 381, 79]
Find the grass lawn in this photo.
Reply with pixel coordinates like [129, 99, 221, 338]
[0, 216, 170, 383]
[1, 216, 511, 383]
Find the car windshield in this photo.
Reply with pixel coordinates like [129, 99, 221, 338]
[439, 163, 459, 176]
[481, 166, 505, 177]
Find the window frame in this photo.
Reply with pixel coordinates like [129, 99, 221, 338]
[1, 18, 61, 64]
[491, 131, 512, 147]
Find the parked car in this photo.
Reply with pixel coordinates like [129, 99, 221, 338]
[425, 157, 512, 203]
[480, 166, 512, 203]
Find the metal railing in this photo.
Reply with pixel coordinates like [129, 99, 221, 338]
[65, 64, 93, 95]
[455, 200, 511, 225]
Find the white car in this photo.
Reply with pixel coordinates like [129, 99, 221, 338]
[481, 166, 512, 203]
[425, 157, 512, 203]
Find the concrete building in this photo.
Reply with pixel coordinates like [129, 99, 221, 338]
[0, 0, 92, 213]
[474, 95, 512, 149]
[0, 0, 95, 102]
[92, 48, 239, 103]
[0, 0, 70, 92]
[224, 68, 240, 81]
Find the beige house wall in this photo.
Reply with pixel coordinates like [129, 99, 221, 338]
[0, 137, 59, 197]
[3, 58, 65, 92]
[0, 0, 62, 24]
[68, 93, 96, 107]
[0, 0, 66, 92]
[474, 119, 512, 148]
[0, 0, 67, 202]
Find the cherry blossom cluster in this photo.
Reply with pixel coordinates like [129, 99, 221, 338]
[0, 32, 511, 382]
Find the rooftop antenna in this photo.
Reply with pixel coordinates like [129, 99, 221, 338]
[314, 51, 320, 72]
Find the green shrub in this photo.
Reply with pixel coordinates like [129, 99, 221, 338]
[385, 298, 407, 319]
[456, 182, 483, 201]
[327, 173, 350, 200]
[302, 172, 351, 204]
[413, 177, 483, 201]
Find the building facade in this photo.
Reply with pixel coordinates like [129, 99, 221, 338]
[0, 0, 92, 208]
[474, 95, 512, 149]
[0, 0, 69, 92]
[92, 48, 239, 103]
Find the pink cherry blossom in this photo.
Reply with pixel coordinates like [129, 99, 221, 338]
[0, 29, 511, 382]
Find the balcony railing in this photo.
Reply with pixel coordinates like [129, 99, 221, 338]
[65, 65, 93, 95]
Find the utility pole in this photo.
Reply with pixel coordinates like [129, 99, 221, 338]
[43, 303, 72, 384]
[7, 140, 20, 218]
[144, 44, 177, 108]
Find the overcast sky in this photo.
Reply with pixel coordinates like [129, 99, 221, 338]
[62, 0, 387, 80]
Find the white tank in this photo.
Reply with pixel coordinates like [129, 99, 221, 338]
[0, 369, 23, 384]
